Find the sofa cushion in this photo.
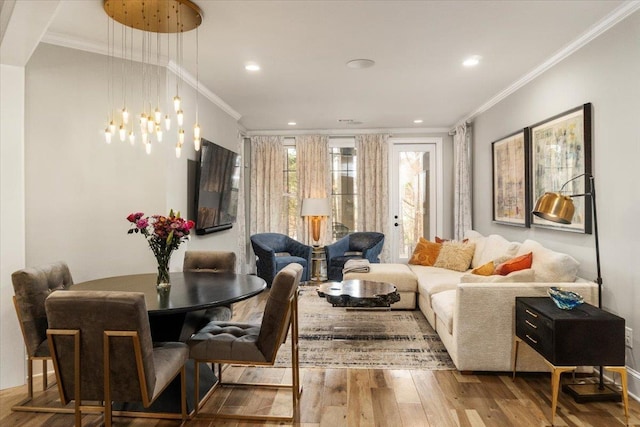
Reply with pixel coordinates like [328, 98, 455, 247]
[516, 240, 579, 282]
[431, 290, 456, 335]
[464, 230, 487, 268]
[476, 234, 520, 266]
[408, 238, 441, 266]
[433, 241, 476, 272]
[409, 265, 465, 307]
[494, 252, 532, 275]
[459, 268, 535, 283]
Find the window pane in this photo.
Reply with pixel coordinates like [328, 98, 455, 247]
[284, 147, 298, 239]
[330, 147, 357, 240]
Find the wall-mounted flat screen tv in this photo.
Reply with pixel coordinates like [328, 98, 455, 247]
[194, 139, 241, 235]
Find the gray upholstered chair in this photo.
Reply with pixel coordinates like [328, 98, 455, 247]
[183, 250, 236, 323]
[325, 231, 385, 280]
[188, 263, 303, 422]
[45, 290, 188, 426]
[250, 233, 311, 285]
[11, 261, 74, 409]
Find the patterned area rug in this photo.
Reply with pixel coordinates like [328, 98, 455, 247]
[275, 286, 455, 370]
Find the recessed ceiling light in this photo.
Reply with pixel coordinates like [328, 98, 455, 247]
[245, 63, 260, 71]
[413, 119, 424, 124]
[463, 55, 481, 67]
[346, 59, 375, 69]
[288, 121, 297, 126]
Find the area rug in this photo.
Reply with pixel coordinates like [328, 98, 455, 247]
[274, 286, 455, 370]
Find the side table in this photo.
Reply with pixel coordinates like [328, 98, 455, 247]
[311, 246, 327, 282]
[512, 297, 628, 425]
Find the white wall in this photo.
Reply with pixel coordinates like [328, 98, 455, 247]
[472, 11, 640, 394]
[25, 43, 241, 283]
[0, 64, 27, 388]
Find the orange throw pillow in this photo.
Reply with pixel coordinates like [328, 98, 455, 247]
[471, 261, 495, 276]
[494, 252, 533, 276]
[409, 238, 442, 266]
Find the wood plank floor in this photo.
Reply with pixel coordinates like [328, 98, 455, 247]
[2, 289, 639, 427]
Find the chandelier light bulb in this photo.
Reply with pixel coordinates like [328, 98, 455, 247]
[175, 142, 182, 158]
[119, 124, 126, 141]
[164, 114, 171, 131]
[156, 126, 163, 142]
[108, 120, 116, 135]
[142, 132, 148, 145]
[104, 127, 112, 144]
[147, 118, 155, 133]
[173, 96, 181, 112]
[177, 109, 184, 126]
[145, 142, 151, 155]
[193, 123, 201, 139]
[129, 130, 135, 145]
[122, 108, 129, 124]
[194, 136, 201, 152]
[178, 128, 185, 145]
[154, 108, 162, 124]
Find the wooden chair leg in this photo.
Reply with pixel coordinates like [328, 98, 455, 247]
[27, 359, 34, 399]
[180, 366, 187, 423]
[194, 361, 200, 416]
[42, 359, 48, 390]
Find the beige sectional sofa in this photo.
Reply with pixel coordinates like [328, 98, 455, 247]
[344, 231, 598, 372]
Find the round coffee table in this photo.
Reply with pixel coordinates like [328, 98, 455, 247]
[317, 279, 400, 308]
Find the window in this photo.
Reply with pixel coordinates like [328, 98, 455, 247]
[283, 146, 298, 239]
[330, 145, 357, 240]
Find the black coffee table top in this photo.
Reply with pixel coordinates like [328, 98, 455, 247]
[317, 279, 400, 307]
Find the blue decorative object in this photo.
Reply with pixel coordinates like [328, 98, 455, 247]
[548, 286, 584, 310]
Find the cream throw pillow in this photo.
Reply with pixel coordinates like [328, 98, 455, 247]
[516, 239, 579, 282]
[476, 234, 521, 266]
[433, 241, 476, 272]
[464, 229, 486, 268]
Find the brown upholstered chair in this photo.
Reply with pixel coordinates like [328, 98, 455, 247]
[45, 290, 188, 426]
[183, 250, 237, 324]
[188, 263, 303, 422]
[11, 261, 73, 409]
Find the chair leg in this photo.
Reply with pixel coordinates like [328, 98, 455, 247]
[27, 358, 34, 399]
[42, 359, 48, 391]
[194, 361, 200, 415]
[180, 366, 187, 423]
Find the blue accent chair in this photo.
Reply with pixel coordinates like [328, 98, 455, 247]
[250, 233, 312, 285]
[325, 232, 385, 281]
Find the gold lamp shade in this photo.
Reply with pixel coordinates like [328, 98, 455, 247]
[532, 192, 575, 224]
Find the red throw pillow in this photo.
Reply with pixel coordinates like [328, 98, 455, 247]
[494, 252, 533, 276]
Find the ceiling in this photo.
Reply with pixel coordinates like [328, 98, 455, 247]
[44, 0, 626, 132]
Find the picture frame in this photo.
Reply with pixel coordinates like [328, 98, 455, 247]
[492, 129, 530, 227]
[530, 103, 592, 234]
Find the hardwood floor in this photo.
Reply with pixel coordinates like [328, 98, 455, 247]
[2, 290, 639, 427]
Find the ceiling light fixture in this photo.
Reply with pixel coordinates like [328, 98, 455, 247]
[413, 119, 424, 124]
[288, 122, 297, 126]
[103, 0, 203, 157]
[463, 55, 481, 67]
[346, 59, 375, 69]
[245, 63, 261, 71]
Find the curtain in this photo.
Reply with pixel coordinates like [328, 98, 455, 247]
[355, 134, 390, 262]
[453, 124, 473, 240]
[236, 134, 247, 273]
[295, 135, 331, 245]
[250, 136, 285, 236]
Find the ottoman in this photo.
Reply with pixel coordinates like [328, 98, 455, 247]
[343, 263, 417, 309]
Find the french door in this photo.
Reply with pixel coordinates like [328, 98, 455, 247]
[389, 139, 443, 263]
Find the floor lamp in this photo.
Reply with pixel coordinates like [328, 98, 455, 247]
[532, 173, 621, 402]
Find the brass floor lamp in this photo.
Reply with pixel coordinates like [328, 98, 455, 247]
[532, 173, 621, 402]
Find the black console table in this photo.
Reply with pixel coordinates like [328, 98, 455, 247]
[512, 297, 628, 425]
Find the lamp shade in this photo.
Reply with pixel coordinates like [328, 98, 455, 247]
[300, 198, 331, 217]
[532, 192, 575, 224]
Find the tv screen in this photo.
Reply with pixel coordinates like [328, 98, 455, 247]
[194, 139, 241, 235]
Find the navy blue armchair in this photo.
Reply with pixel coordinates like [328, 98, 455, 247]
[250, 233, 312, 285]
[325, 232, 385, 281]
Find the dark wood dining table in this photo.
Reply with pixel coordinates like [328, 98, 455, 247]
[71, 271, 267, 414]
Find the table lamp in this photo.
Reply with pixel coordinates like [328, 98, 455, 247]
[533, 173, 620, 403]
[301, 198, 331, 245]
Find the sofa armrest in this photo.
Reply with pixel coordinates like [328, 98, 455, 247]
[452, 281, 598, 372]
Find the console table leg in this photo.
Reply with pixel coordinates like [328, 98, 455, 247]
[512, 337, 521, 380]
[546, 363, 576, 426]
[604, 366, 629, 423]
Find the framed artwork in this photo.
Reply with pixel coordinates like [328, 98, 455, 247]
[492, 129, 530, 227]
[530, 103, 592, 234]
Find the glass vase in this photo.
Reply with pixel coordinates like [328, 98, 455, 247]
[156, 258, 171, 290]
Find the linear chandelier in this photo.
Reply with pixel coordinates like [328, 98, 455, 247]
[103, 0, 203, 158]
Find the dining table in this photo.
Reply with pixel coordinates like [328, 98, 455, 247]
[71, 270, 267, 415]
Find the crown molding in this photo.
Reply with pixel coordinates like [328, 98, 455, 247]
[459, 0, 640, 125]
[41, 31, 241, 121]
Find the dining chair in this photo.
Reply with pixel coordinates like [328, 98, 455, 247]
[45, 290, 189, 426]
[11, 261, 74, 411]
[183, 250, 236, 323]
[250, 233, 311, 285]
[187, 263, 303, 422]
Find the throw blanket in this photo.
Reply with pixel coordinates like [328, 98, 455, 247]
[343, 258, 370, 274]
